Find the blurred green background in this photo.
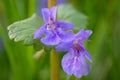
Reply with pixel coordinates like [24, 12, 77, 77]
[0, 0, 120, 80]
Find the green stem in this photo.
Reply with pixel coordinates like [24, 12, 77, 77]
[48, 0, 60, 80]
[50, 49, 60, 80]
[48, 0, 57, 8]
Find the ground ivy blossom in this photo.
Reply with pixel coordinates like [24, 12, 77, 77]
[34, 7, 75, 45]
[56, 29, 92, 78]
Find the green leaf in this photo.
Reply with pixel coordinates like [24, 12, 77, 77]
[7, 14, 44, 45]
[57, 4, 88, 30]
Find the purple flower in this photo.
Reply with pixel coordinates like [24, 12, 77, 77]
[56, 29, 92, 78]
[34, 7, 75, 45]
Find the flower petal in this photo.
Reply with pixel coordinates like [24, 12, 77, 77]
[42, 8, 50, 22]
[41, 30, 60, 45]
[62, 49, 91, 78]
[72, 54, 91, 78]
[57, 21, 75, 30]
[56, 41, 72, 52]
[34, 24, 46, 39]
[56, 28, 75, 42]
[50, 7, 57, 21]
[78, 42, 92, 62]
[84, 50, 92, 62]
[62, 50, 75, 76]
[76, 29, 92, 41]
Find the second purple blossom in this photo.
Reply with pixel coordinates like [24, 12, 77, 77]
[56, 29, 92, 78]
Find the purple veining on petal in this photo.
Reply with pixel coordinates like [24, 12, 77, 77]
[58, 29, 92, 78]
[62, 49, 75, 75]
[72, 54, 91, 78]
[72, 43, 84, 55]
[62, 49, 91, 78]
